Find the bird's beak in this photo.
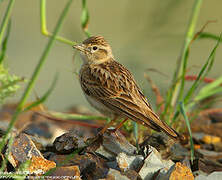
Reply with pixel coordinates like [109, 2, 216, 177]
[73, 44, 85, 52]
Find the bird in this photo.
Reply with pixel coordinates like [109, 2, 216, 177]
[73, 35, 181, 140]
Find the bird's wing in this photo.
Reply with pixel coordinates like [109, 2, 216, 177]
[80, 61, 179, 139]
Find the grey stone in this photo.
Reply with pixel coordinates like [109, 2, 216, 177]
[193, 170, 208, 178]
[195, 171, 222, 180]
[8, 133, 44, 167]
[102, 130, 137, 156]
[96, 144, 116, 160]
[193, 132, 205, 141]
[53, 130, 87, 153]
[107, 169, 130, 180]
[116, 152, 144, 172]
[155, 164, 175, 180]
[197, 149, 222, 157]
[139, 146, 174, 180]
[170, 143, 189, 161]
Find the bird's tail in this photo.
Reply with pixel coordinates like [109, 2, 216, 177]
[144, 110, 183, 141]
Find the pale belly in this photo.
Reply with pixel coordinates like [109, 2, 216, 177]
[84, 94, 117, 118]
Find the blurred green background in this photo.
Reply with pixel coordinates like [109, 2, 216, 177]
[0, 0, 221, 111]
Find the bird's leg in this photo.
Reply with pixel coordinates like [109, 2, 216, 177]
[99, 116, 118, 135]
[84, 118, 117, 151]
[108, 118, 128, 139]
[113, 118, 128, 132]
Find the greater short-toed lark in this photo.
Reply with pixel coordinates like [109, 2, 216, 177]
[73, 36, 180, 140]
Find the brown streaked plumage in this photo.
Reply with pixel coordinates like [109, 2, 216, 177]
[73, 35, 181, 140]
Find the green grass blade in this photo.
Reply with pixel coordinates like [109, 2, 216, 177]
[40, 0, 47, 34]
[133, 122, 138, 147]
[179, 102, 194, 163]
[49, 111, 108, 121]
[161, 70, 177, 119]
[0, 130, 15, 171]
[178, 47, 190, 101]
[197, 87, 222, 100]
[171, 49, 190, 124]
[0, 0, 14, 45]
[15, 160, 31, 180]
[195, 76, 222, 101]
[40, 0, 75, 45]
[197, 76, 222, 94]
[198, 32, 222, 42]
[162, 70, 183, 122]
[0, 0, 15, 44]
[183, 35, 221, 105]
[81, 0, 90, 37]
[22, 73, 58, 112]
[0, 20, 11, 64]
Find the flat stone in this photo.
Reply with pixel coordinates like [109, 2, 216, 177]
[23, 122, 52, 139]
[197, 158, 222, 174]
[201, 144, 214, 151]
[95, 144, 116, 160]
[102, 130, 137, 156]
[80, 129, 137, 161]
[8, 133, 56, 174]
[49, 166, 82, 180]
[53, 130, 87, 153]
[197, 149, 222, 159]
[26, 122, 65, 146]
[209, 112, 222, 123]
[213, 143, 222, 152]
[170, 143, 189, 161]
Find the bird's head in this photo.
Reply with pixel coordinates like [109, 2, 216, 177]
[73, 36, 114, 64]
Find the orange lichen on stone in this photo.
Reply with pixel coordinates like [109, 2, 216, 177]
[29, 156, 56, 174]
[194, 144, 201, 150]
[169, 162, 194, 180]
[202, 135, 221, 144]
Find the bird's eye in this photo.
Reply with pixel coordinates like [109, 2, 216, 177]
[92, 46, 98, 51]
